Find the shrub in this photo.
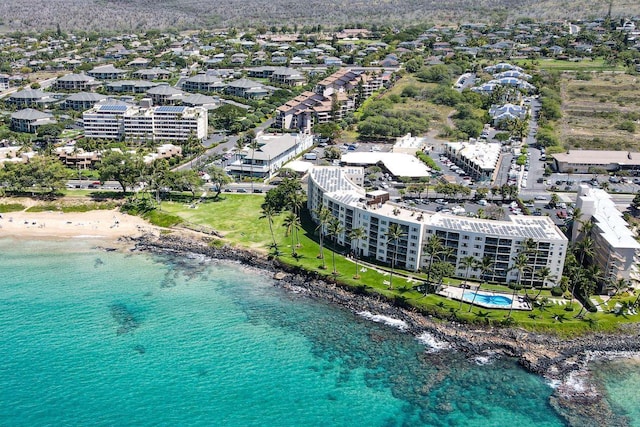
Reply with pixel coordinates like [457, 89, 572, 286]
[551, 286, 564, 297]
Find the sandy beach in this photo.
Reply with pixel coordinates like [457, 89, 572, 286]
[0, 209, 157, 240]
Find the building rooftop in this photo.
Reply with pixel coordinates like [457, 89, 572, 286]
[11, 108, 54, 120]
[446, 141, 501, 171]
[553, 150, 640, 167]
[340, 152, 431, 178]
[427, 213, 566, 240]
[578, 185, 640, 249]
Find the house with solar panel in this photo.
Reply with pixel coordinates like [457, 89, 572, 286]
[307, 166, 567, 285]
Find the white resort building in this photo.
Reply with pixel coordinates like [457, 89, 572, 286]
[444, 140, 502, 181]
[83, 103, 207, 142]
[308, 166, 567, 286]
[573, 184, 640, 285]
[226, 133, 314, 180]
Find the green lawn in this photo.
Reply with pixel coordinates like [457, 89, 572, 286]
[157, 195, 639, 334]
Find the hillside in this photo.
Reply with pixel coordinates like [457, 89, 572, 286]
[1, 0, 639, 32]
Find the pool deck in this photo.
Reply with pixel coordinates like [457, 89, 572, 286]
[439, 285, 532, 311]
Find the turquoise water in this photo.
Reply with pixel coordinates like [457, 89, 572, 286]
[0, 238, 568, 426]
[592, 358, 640, 426]
[462, 291, 513, 306]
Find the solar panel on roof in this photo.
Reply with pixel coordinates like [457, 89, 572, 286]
[156, 106, 187, 113]
[98, 105, 128, 112]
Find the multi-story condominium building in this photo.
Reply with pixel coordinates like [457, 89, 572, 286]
[87, 64, 128, 80]
[105, 80, 158, 94]
[145, 84, 186, 105]
[275, 68, 386, 132]
[7, 89, 58, 108]
[0, 73, 9, 91]
[133, 68, 172, 81]
[124, 105, 207, 142]
[62, 92, 108, 111]
[573, 184, 640, 285]
[444, 140, 502, 181]
[54, 73, 101, 91]
[10, 109, 57, 133]
[308, 166, 567, 285]
[181, 74, 226, 93]
[270, 67, 306, 87]
[226, 133, 313, 179]
[83, 104, 207, 142]
[83, 104, 131, 140]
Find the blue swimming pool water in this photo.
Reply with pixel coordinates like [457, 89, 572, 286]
[463, 291, 513, 306]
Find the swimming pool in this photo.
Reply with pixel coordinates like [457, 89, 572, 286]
[462, 291, 513, 307]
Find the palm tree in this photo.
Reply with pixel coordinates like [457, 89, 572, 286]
[459, 255, 478, 310]
[468, 257, 494, 312]
[248, 139, 260, 193]
[327, 216, 344, 275]
[348, 226, 367, 279]
[607, 277, 628, 297]
[235, 139, 245, 182]
[385, 223, 406, 290]
[532, 266, 556, 300]
[314, 206, 331, 269]
[260, 203, 279, 254]
[287, 190, 306, 247]
[423, 234, 443, 285]
[282, 212, 301, 257]
[508, 252, 530, 318]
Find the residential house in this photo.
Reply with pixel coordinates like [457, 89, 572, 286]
[10, 109, 57, 133]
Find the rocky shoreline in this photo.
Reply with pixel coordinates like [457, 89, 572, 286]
[128, 232, 640, 427]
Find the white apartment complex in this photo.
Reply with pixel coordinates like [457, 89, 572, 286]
[83, 104, 207, 142]
[226, 133, 313, 179]
[574, 184, 640, 285]
[308, 166, 567, 286]
[445, 140, 502, 181]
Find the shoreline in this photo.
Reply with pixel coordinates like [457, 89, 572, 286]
[3, 207, 638, 426]
[131, 232, 640, 427]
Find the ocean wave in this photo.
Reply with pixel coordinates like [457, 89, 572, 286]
[357, 311, 408, 331]
[472, 350, 500, 365]
[416, 332, 450, 352]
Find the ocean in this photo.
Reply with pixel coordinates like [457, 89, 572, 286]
[0, 238, 636, 426]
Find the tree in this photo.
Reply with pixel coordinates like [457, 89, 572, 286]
[172, 169, 203, 199]
[385, 223, 406, 289]
[459, 256, 478, 310]
[423, 234, 443, 285]
[206, 165, 232, 198]
[282, 212, 301, 257]
[248, 138, 260, 193]
[260, 203, 279, 254]
[349, 226, 367, 279]
[314, 206, 332, 269]
[327, 216, 344, 275]
[532, 267, 556, 300]
[508, 252, 530, 318]
[235, 139, 245, 181]
[98, 151, 144, 194]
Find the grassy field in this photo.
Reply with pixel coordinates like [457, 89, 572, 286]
[514, 58, 625, 72]
[559, 73, 640, 151]
[160, 194, 640, 335]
